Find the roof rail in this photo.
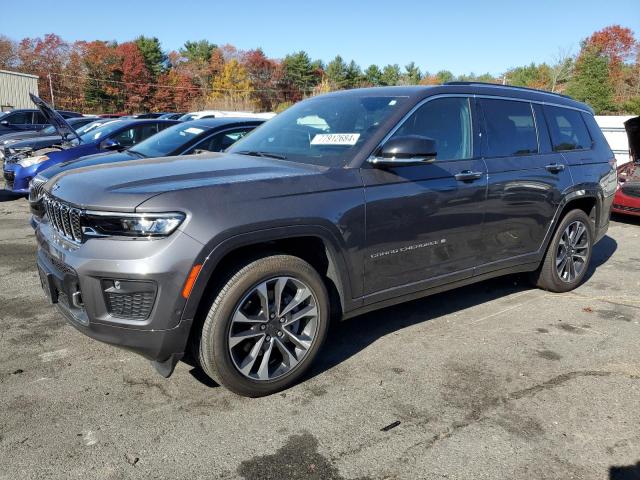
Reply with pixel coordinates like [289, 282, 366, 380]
[444, 81, 572, 99]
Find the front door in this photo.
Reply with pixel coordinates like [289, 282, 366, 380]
[361, 96, 487, 299]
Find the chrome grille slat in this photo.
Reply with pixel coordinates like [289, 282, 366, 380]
[42, 194, 84, 243]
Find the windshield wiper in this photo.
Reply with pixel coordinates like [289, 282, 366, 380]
[235, 150, 287, 160]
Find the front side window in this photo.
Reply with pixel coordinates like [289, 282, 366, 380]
[227, 95, 408, 167]
[544, 105, 592, 152]
[481, 99, 538, 157]
[5, 111, 32, 125]
[33, 112, 47, 124]
[390, 97, 473, 161]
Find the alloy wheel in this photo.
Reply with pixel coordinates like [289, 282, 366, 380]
[556, 220, 589, 283]
[228, 277, 319, 381]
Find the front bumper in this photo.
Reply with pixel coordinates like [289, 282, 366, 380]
[2, 162, 28, 194]
[35, 219, 204, 364]
[612, 188, 640, 217]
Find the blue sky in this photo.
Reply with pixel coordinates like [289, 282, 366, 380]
[3, 0, 639, 75]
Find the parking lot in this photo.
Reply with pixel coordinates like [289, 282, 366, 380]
[0, 195, 639, 480]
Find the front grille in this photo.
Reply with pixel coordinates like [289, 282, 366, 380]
[42, 248, 77, 276]
[43, 194, 83, 242]
[105, 291, 155, 320]
[613, 203, 640, 213]
[29, 177, 47, 202]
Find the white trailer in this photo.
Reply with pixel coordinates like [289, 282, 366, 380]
[595, 115, 635, 166]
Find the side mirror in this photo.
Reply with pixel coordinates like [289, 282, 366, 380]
[0, 120, 9, 126]
[369, 135, 437, 167]
[101, 138, 122, 151]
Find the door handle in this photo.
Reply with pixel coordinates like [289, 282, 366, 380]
[454, 170, 483, 182]
[545, 163, 565, 173]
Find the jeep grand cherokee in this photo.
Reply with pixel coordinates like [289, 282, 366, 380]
[33, 83, 617, 397]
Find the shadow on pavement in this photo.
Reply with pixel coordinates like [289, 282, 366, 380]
[610, 462, 640, 480]
[185, 229, 618, 390]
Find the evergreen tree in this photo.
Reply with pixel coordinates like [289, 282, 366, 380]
[380, 64, 401, 86]
[325, 55, 348, 88]
[135, 36, 166, 78]
[566, 47, 615, 113]
[364, 64, 383, 86]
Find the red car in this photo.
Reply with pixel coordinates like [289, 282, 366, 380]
[613, 162, 640, 216]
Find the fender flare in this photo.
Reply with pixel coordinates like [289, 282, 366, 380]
[180, 224, 355, 322]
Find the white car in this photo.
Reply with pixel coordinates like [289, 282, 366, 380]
[179, 110, 276, 122]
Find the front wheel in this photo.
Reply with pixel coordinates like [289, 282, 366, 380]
[198, 255, 329, 397]
[531, 209, 593, 292]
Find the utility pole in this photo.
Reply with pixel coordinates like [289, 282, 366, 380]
[47, 73, 55, 108]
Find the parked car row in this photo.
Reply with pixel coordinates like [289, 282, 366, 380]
[2, 96, 267, 196]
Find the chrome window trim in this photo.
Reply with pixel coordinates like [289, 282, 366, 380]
[367, 93, 592, 165]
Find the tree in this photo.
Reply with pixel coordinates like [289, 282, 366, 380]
[0, 35, 17, 69]
[345, 60, 363, 88]
[435, 70, 454, 84]
[242, 48, 277, 109]
[364, 64, 382, 86]
[566, 47, 614, 113]
[281, 51, 321, 100]
[134, 36, 165, 78]
[81, 40, 122, 112]
[210, 59, 254, 110]
[584, 25, 637, 103]
[380, 64, 401, 86]
[401, 62, 421, 85]
[548, 48, 574, 93]
[325, 55, 348, 89]
[116, 42, 153, 112]
[180, 40, 217, 64]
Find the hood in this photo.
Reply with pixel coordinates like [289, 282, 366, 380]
[0, 130, 42, 144]
[40, 150, 139, 181]
[46, 153, 323, 211]
[8, 135, 64, 151]
[29, 94, 81, 143]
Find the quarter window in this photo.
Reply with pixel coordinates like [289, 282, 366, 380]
[544, 105, 592, 151]
[391, 97, 473, 161]
[480, 99, 538, 157]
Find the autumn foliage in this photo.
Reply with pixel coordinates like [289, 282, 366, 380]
[0, 25, 638, 115]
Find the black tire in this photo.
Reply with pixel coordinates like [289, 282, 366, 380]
[531, 209, 593, 292]
[198, 254, 329, 397]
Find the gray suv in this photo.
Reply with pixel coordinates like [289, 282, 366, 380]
[34, 84, 617, 397]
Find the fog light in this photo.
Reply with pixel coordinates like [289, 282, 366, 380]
[101, 279, 157, 320]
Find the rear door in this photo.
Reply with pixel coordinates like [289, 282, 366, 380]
[361, 96, 487, 298]
[477, 98, 573, 272]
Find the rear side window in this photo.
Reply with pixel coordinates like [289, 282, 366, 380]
[5, 111, 32, 124]
[544, 105, 592, 151]
[480, 99, 538, 157]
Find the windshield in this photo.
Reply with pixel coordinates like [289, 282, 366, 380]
[76, 120, 124, 144]
[129, 122, 206, 157]
[227, 95, 407, 167]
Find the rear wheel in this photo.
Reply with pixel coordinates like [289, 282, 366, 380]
[198, 255, 329, 397]
[531, 209, 593, 292]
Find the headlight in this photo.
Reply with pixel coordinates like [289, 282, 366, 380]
[18, 155, 49, 168]
[83, 212, 185, 238]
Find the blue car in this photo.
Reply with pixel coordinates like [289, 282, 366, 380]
[3, 94, 178, 194]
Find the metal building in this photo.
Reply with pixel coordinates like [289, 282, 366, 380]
[0, 70, 39, 111]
